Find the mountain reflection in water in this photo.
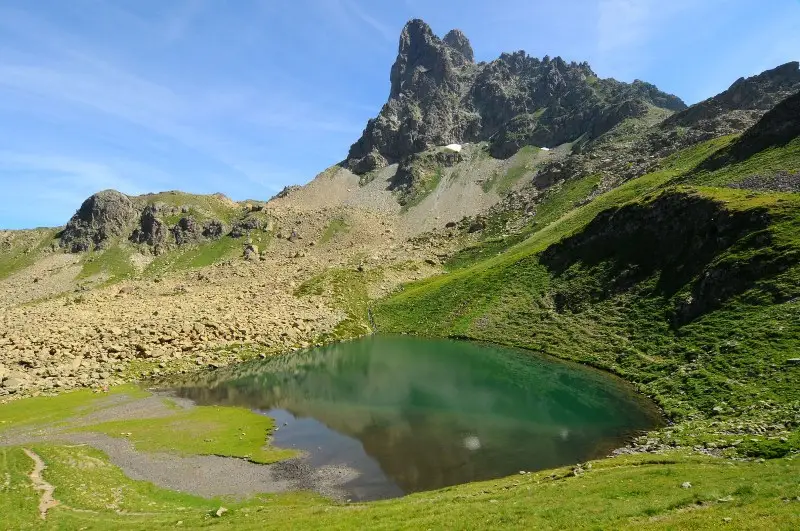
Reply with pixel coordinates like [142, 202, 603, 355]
[169, 335, 662, 499]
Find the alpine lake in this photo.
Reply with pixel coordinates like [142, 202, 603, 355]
[167, 335, 663, 501]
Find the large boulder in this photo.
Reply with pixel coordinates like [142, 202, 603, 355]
[130, 204, 169, 252]
[60, 190, 137, 252]
[170, 216, 202, 245]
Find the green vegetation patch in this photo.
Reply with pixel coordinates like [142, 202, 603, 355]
[400, 165, 443, 211]
[0, 228, 59, 280]
[140, 191, 241, 225]
[78, 404, 295, 464]
[296, 267, 382, 340]
[319, 218, 350, 245]
[687, 136, 800, 187]
[482, 145, 541, 194]
[144, 236, 245, 276]
[0, 385, 149, 433]
[1, 445, 798, 529]
[0, 444, 320, 530]
[448, 172, 603, 271]
[78, 245, 137, 281]
[376, 135, 800, 453]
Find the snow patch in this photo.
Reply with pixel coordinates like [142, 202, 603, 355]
[444, 143, 462, 153]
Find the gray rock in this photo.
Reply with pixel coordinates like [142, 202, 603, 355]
[345, 19, 686, 174]
[1, 377, 25, 390]
[171, 216, 202, 245]
[665, 61, 800, 130]
[243, 243, 259, 261]
[202, 220, 225, 239]
[231, 217, 262, 238]
[130, 204, 169, 251]
[442, 29, 474, 63]
[60, 190, 138, 252]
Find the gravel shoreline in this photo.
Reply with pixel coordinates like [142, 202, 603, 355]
[0, 392, 360, 501]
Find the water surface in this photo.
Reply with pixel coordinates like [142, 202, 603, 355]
[170, 335, 662, 500]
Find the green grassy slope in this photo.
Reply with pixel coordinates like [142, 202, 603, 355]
[0, 444, 796, 530]
[0, 228, 60, 280]
[2, 384, 798, 530]
[375, 135, 800, 455]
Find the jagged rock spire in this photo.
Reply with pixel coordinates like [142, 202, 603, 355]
[443, 29, 474, 63]
[345, 18, 688, 174]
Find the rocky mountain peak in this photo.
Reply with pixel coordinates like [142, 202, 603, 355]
[442, 29, 474, 63]
[389, 19, 462, 99]
[346, 18, 686, 174]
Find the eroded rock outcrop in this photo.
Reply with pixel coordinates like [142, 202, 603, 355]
[59, 190, 138, 252]
[345, 19, 686, 173]
[663, 61, 800, 135]
[61, 192, 234, 255]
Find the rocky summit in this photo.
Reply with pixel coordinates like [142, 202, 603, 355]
[1, 15, 800, 531]
[345, 19, 686, 172]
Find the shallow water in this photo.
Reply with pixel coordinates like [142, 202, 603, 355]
[170, 335, 662, 500]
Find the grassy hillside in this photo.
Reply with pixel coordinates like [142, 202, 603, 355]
[0, 228, 60, 279]
[1, 387, 798, 530]
[375, 135, 800, 456]
[0, 443, 797, 530]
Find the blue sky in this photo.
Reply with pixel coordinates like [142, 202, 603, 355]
[1, 0, 798, 228]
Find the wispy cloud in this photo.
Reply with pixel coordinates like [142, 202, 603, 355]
[342, 0, 396, 42]
[0, 151, 158, 227]
[318, 0, 397, 46]
[595, 0, 722, 78]
[0, 4, 358, 193]
[0, 151, 147, 196]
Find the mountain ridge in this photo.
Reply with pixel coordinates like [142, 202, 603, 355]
[345, 19, 686, 174]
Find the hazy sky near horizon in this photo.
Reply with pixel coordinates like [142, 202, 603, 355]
[1, 0, 798, 228]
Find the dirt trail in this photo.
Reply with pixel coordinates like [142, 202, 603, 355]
[23, 448, 59, 520]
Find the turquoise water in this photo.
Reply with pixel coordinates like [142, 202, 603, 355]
[170, 335, 662, 500]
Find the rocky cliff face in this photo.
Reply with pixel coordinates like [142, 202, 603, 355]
[59, 190, 139, 253]
[722, 89, 800, 161]
[345, 19, 686, 173]
[58, 191, 260, 254]
[662, 62, 800, 137]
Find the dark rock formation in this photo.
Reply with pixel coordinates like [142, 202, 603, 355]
[389, 149, 462, 205]
[701, 89, 800, 172]
[170, 216, 202, 245]
[130, 205, 169, 252]
[230, 216, 262, 238]
[540, 192, 783, 324]
[60, 190, 138, 252]
[202, 220, 225, 239]
[345, 19, 686, 172]
[59, 190, 237, 255]
[725, 90, 800, 157]
[131, 205, 227, 252]
[663, 62, 800, 135]
[442, 29, 474, 63]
